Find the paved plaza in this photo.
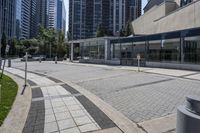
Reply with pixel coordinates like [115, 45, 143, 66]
[3, 60, 200, 133]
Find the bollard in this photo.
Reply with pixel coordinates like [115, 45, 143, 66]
[39, 56, 42, 63]
[177, 96, 200, 133]
[55, 56, 57, 64]
[8, 58, 11, 67]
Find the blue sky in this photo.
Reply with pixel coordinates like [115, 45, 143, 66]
[64, 0, 148, 31]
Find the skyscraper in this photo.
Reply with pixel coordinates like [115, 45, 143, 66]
[21, 0, 31, 39]
[48, 0, 66, 33]
[0, 0, 16, 40]
[69, 0, 141, 40]
[30, 0, 49, 38]
[15, 0, 22, 39]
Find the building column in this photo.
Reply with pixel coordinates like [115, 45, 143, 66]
[180, 37, 184, 63]
[71, 43, 74, 62]
[105, 40, 108, 63]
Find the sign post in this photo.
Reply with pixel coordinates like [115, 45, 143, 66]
[137, 54, 141, 72]
[1, 45, 10, 79]
[24, 52, 28, 87]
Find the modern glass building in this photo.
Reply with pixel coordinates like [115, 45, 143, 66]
[71, 27, 200, 70]
[0, 0, 16, 40]
[21, 0, 31, 39]
[48, 0, 66, 33]
[69, 0, 141, 40]
[15, 0, 22, 39]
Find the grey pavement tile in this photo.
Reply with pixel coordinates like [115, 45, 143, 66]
[70, 110, 86, 118]
[60, 127, 80, 133]
[47, 76, 63, 83]
[76, 95, 116, 129]
[32, 87, 43, 98]
[78, 123, 100, 133]
[55, 112, 71, 121]
[45, 108, 54, 115]
[74, 116, 93, 126]
[53, 106, 68, 113]
[67, 104, 82, 111]
[61, 84, 80, 94]
[45, 114, 56, 123]
[57, 119, 76, 130]
[44, 122, 58, 133]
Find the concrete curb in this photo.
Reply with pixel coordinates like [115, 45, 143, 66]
[138, 114, 176, 133]
[64, 80, 145, 133]
[0, 72, 31, 133]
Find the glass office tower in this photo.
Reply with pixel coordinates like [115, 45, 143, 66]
[15, 0, 22, 39]
[0, 0, 16, 40]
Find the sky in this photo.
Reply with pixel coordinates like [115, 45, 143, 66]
[64, 0, 148, 32]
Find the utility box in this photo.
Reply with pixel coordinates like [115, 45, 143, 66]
[177, 96, 200, 133]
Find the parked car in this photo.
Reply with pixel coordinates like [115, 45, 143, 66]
[32, 55, 47, 61]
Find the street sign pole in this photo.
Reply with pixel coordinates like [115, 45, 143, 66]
[24, 52, 28, 87]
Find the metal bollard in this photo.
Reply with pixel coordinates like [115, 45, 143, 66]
[8, 58, 11, 67]
[177, 96, 200, 133]
[55, 56, 57, 64]
[39, 56, 42, 63]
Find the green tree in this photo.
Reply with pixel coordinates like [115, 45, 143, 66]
[96, 24, 113, 37]
[124, 21, 132, 36]
[9, 38, 17, 56]
[1, 33, 7, 57]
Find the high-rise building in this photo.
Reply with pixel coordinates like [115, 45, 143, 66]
[21, 0, 31, 39]
[0, 0, 16, 40]
[30, 0, 49, 38]
[15, 0, 22, 39]
[48, 0, 66, 33]
[30, 0, 37, 38]
[69, 0, 141, 40]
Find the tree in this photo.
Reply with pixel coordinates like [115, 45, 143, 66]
[57, 31, 66, 58]
[96, 24, 113, 37]
[124, 21, 132, 36]
[1, 33, 7, 57]
[9, 38, 17, 56]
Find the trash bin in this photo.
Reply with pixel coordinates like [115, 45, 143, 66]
[177, 96, 200, 133]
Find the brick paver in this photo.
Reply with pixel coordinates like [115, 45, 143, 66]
[10, 61, 200, 124]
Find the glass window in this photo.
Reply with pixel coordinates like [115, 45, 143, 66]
[121, 42, 133, 59]
[148, 40, 161, 62]
[184, 36, 200, 64]
[133, 42, 145, 59]
[111, 43, 121, 60]
[161, 38, 180, 63]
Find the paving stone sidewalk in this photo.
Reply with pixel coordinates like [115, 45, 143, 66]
[5, 67, 117, 133]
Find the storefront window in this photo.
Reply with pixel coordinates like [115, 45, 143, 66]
[148, 40, 161, 62]
[184, 36, 200, 64]
[161, 38, 180, 63]
[112, 43, 121, 59]
[121, 42, 133, 59]
[133, 42, 146, 59]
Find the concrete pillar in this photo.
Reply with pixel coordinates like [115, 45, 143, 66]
[71, 43, 74, 62]
[105, 40, 108, 62]
[180, 37, 184, 63]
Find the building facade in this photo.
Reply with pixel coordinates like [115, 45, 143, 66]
[132, 0, 199, 35]
[69, 0, 141, 40]
[15, 0, 22, 39]
[48, 0, 66, 33]
[69, 0, 200, 71]
[0, 0, 16, 40]
[21, 0, 31, 39]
